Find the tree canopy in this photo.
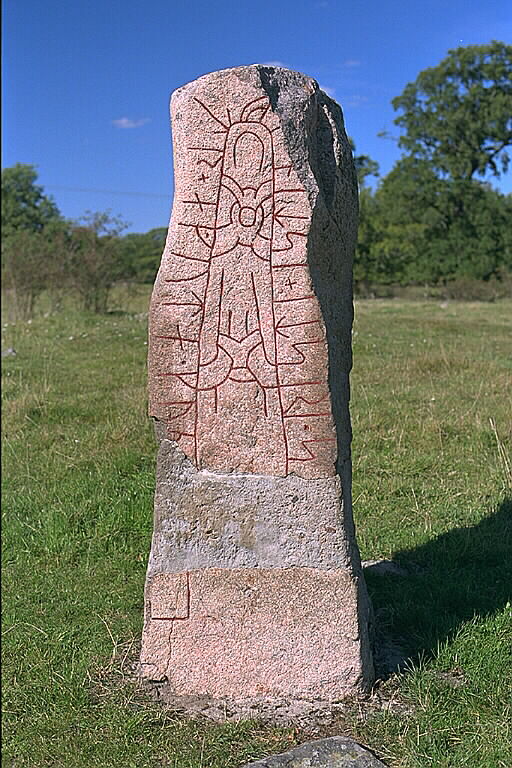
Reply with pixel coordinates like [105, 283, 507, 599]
[117, 228, 167, 283]
[356, 158, 512, 287]
[353, 41, 512, 293]
[2, 163, 61, 237]
[392, 41, 512, 181]
[350, 138, 380, 187]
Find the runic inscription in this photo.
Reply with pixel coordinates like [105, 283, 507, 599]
[142, 67, 373, 704]
[149, 86, 337, 478]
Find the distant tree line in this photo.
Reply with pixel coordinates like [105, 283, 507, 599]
[2, 41, 511, 316]
[1, 162, 167, 316]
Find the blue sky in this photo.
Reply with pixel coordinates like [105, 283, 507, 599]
[3, 0, 511, 233]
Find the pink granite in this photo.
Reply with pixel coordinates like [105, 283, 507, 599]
[142, 66, 373, 709]
[148, 69, 336, 479]
[141, 567, 369, 698]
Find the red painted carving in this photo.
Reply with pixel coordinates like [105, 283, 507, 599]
[149, 90, 336, 478]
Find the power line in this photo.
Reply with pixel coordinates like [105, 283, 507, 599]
[47, 185, 170, 199]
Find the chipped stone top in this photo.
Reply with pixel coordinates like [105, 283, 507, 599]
[148, 65, 357, 479]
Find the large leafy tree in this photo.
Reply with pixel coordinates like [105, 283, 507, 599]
[369, 158, 511, 285]
[349, 138, 380, 188]
[2, 165, 62, 317]
[350, 140, 381, 293]
[118, 227, 167, 283]
[392, 41, 512, 181]
[2, 163, 61, 237]
[367, 159, 438, 285]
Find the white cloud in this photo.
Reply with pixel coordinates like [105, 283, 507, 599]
[343, 59, 361, 68]
[319, 84, 336, 97]
[259, 60, 285, 67]
[345, 94, 368, 107]
[112, 117, 151, 129]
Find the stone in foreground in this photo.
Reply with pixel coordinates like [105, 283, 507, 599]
[240, 737, 386, 767]
[141, 65, 374, 707]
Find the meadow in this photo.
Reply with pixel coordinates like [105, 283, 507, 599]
[2, 289, 511, 767]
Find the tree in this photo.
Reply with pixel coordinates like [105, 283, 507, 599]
[354, 186, 381, 293]
[2, 230, 46, 317]
[118, 227, 167, 283]
[349, 138, 380, 188]
[2, 219, 78, 318]
[350, 140, 380, 292]
[367, 157, 511, 286]
[369, 158, 445, 285]
[2, 164, 61, 237]
[1, 164, 66, 317]
[392, 41, 512, 181]
[66, 211, 129, 313]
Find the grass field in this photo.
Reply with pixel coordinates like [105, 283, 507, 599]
[2, 290, 511, 767]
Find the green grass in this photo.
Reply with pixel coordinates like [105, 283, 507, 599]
[2, 293, 511, 767]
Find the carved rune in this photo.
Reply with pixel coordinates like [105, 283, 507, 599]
[149, 88, 337, 478]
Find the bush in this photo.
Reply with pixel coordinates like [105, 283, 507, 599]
[443, 272, 512, 301]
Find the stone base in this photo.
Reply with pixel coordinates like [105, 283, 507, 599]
[141, 438, 374, 701]
[140, 566, 372, 699]
[137, 687, 350, 727]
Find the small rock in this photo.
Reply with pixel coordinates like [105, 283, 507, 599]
[240, 736, 386, 767]
[362, 559, 408, 577]
[2, 348, 16, 357]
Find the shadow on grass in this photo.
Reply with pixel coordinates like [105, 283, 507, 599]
[364, 496, 512, 677]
